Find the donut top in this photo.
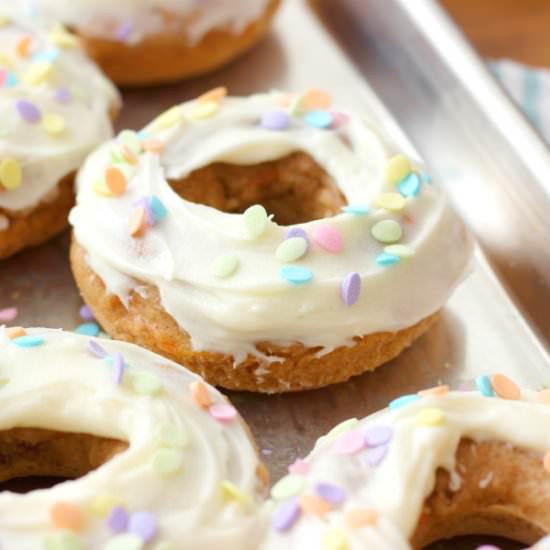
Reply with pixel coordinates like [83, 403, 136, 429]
[0, 327, 267, 549]
[261, 376, 550, 550]
[0, 3, 119, 214]
[70, 89, 472, 365]
[31, 0, 273, 45]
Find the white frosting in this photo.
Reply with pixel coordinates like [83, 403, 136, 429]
[30, 0, 272, 44]
[0, 3, 119, 212]
[0, 327, 267, 549]
[70, 92, 472, 363]
[261, 387, 550, 550]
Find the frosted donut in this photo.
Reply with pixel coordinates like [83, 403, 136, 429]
[69, 90, 472, 393]
[261, 377, 550, 550]
[0, 3, 119, 259]
[0, 326, 268, 548]
[31, 0, 281, 86]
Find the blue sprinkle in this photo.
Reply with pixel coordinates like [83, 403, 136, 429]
[76, 322, 101, 337]
[342, 205, 369, 216]
[32, 48, 60, 63]
[475, 375, 495, 397]
[137, 129, 149, 140]
[421, 173, 433, 184]
[5, 72, 17, 87]
[280, 266, 313, 285]
[149, 196, 167, 222]
[13, 335, 44, 348]
[376, 253, 401, 267]
[389, 394, 420, 410]
[303, 110, 333, 129]
[399, 173, 422, 197]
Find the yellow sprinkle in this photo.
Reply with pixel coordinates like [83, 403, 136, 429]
[0, 158, 22, 190]
[42, 113, 66, 136]
[23, 61, 53, 85]
[221, 480, 251, 506]
[322, 527, 348, 550]
[89, 495, 124, 517]
[0, 13, 10, 28]
[415, 407, 445, 427]
[93, 179, 112, 197]
[0, 53, 13, 69]
[188, 100, 219, 120]
[48, 24, 78, 48]
[153, 106, 183, 130]
[374, 192, 406, 211]
[384, 154, 411, 185]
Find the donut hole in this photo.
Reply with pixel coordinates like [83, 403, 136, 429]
[413, 439, 548, 549]
[0, 428, 128, 493]
[169, 151, 347, 225]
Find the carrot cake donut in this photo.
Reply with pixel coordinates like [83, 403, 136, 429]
[0, 3, 119, 259]
[69, 89, 473, 392]
[31, 0, 281, 85]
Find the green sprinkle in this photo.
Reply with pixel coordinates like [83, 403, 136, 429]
[152, 448, 183, 477]
[211, 254, 239, 278]
[276, 237, 307, 263]
[371, 220, 402, 244]
[243, 204, 268, 239]
[43, 531, 83, 550]
[131, 372, 163, 396]
[384, 244, 415, 258]
[271, 474, 306, 501]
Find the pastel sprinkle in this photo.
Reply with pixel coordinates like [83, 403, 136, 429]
[271, 475, 306, 501]
[106, 167, 127, 196]
[16, 99, 41, 123]
[325, 418, 359, 440]
[303, 88, 332, 109]
[330, 110, 350, 128]
[313, 224, 342, 253]
[211, 254, 239, 278]
[89, 495, 124, 518]
[0, 307, 17, 322]
[375, 192, 406, 211]
[334, 430, 364, 455]
[151, 448, 183, 477]
[371, 220, 402, 244]
[42, 113, 66, 136]
[288, 458, 310, 475]
[365, 444, 388, 466]
[24, 60, 53, 85]
[107, 506, 129, 533]
[286, 227, 309, 246]
[384, 154, 411, 185]
[79, 305, 94, 320]
[376, 253, 400, 267]
[118, 130, 142, 155]
[276, 237, 307, 262]
[243, 204, 269, 238]
[128, 511, 157, 542]
[87, 339, 108, 358]
[315, 483, 346, 505]
[75, 322, 100, 337]
[208, 403, 237, 422]
[158, 423, 188, 449]
[303, 110, 333, 129]
[153, 106, 183, 129]
[129, 206, 148, 237]
[150, 196, 167, 221]
[476, 375, 495, 397]
[16, 35, 32, 58]
[342, 205, 369, 216]
[384, 244, 415, 258]
[222, 480, 251, 505]
[280, 266, 313, 285]
[418, 385, 449, 398]
[416, 407, 445, 427]
[389, 394, 420, 410]
[189, 100, 219, 120]
[490, 373, 520, 400]
[340, 272, 361, 306]
[197, 86, 227, 103]
[6, 326, 25, 339]
[48, 26, 79, 48]
[131, 372, 163, 396]
[261, 109, 290, 130]
[364, 426, 393, 447]
[43, 531, 82, 550]
[0, 158, 22, 190]
[272, 497, 301, 532]
[112, 352, 125, 385]
[399, 172, 422, 197]
[321, 527, 348, 550]
[50, 502, 84, 531]
[299, 494, 331, 517]
[104, 533, 144, 550]
[346, 508, 379, 528]
[13, 334, 44, 347]
[190, 380, 213, 408]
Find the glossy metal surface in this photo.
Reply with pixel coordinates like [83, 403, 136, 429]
[0, 1, 548, 547]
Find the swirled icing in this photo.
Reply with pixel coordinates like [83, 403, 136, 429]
[69, 91, 472, 363]
[30, 0, 272, 45]
[0, 327, 267, 549]
[261, 382, 550, 550]
[0, 2, 119, 214]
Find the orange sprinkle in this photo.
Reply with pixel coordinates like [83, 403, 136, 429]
[418, 385, 449, 398]
[16, 35, 32, 58]
[345, 508, 379, 528]
[275, 93, 293, 107]
[128, 206, 147, 238]
[142, 139, 164, 153]
[536, 389, 550, 405]
[490, 373, 520, 400]
[543, 451, 550, 474]
[105, 167, 127, 196]
[50, 502, 84, 532]
[121, 145, 138, 165]
[6, 326, 25, 339]
[197, 86, 227, 104]
[190, 380, 212, 409]
[299, 494, 331, 518]
[303, 88, 332, 109]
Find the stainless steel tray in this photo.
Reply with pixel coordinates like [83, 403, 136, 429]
[1, 1, 549, 547]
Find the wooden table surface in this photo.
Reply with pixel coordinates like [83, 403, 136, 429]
[442, 0, 550, 67]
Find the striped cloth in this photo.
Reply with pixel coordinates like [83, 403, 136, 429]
[491, 59, 550, 141]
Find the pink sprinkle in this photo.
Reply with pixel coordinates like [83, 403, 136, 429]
[334, 430, 365, 455]
[208, 403, 237, 422]
[312, 224, 343, 253]
[0, 307, 17, 322]
[0, 68, 7, 86]
[288, 458, 310, 475]
[330, 110, 350, 128]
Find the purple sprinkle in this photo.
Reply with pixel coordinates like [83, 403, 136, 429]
[133, 197, 155, 226]
[55, 87, 72, 104]
[16, 100, 41, 124]
[340, 272, 361, 306]
[87, 340, 107, 358]
[272, 498, 301, 532]
[260, 109, 290, 131]
[364, 426, 393, 447]
[79, 305, 95, 321]
[112, 352, 125, 385]
[107, 506, 129, 533]
[365, 444, 389, 467]
[128, 511, 158, 542]
[261, 449, 273, 456]
[475, 547, 501, 550]
[314, 483, 346, 506]
[286, 227, 309, 250]
[115, 21, 134, 42]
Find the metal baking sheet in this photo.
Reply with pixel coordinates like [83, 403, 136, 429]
[1, 1, 549, 547]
